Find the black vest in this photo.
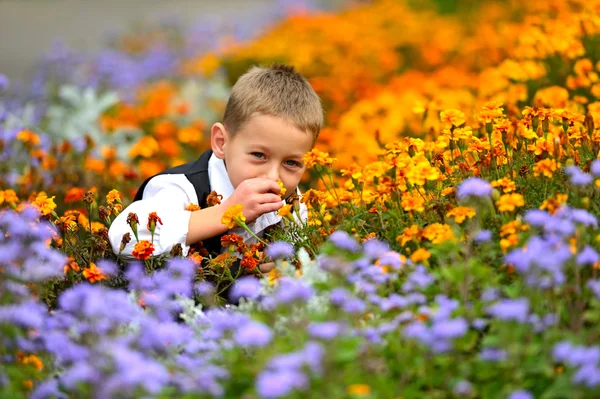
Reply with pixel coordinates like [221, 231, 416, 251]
[133, 149, 223, 257]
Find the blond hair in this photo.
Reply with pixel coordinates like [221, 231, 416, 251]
[223, 64, 323, 141]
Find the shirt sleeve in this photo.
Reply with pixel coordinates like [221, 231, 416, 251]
[108, 174, 198, 260]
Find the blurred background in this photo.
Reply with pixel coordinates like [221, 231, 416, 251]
[0, 0, 345, 82]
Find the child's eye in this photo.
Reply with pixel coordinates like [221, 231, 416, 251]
[251, 152, 266, 159]
[284, 160, 301, 168]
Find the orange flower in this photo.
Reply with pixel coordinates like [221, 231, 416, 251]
[129, 136, 159, 158]
[20, 354, 43, 371]
[185, 203, 201, 211]
[346, 384, 371, 396]
[400, 191, 425, 213]
[132, 240, 155, 260]
[533, 159, 560, 178]
[16, 130, 41, 146]
[206, 191, 223, 206]
[32, 192, 57, 216]
[422, 223, 455, 244]
[241, 254, 258, 271]
[221, 234, 245, 251]
[82, 263, 107, 283]
[63, 257, 80, 274]
[410, 248, 431, 263]
[106, 189, 121, 205]
[3, 189, 19, 204]
[189, 253, 204, 265]
[496, 193, 525, 212]
[446, 206, 476, 224]
[64, 187, 86, 203]
[278, 204, 293, 218]
[147, 212, 163, 232]
[221, 204, 246, 229]
[440, 109, 466, 127]
[302, 148, 337, 169]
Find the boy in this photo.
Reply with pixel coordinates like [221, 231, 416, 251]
[108, 64, 323, 272]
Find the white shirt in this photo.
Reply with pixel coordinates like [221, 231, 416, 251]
[108, 154, 307, 260]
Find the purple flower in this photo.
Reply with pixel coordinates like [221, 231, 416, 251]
[431, 318, 468, 339]
[577, 246, 599, 266]
[256, 369, 308, 398]
[591, 160, 600, 177]
[328, 230, 360, 252]
[273, 278, 313, 304]
[479, 348, 507, 362]
[194, 281, 215, 297]
[456, 177, 492, 200]
[472, 318, 487, 330]
[0, 74, 8, 90]
[565, 165, 593, 186]
[403, 265, 434, 291]
[508, 390, 533, 399]
[454, 380, 473, 395]
[568, 208, 598, 228]
[487, 298, 530, 323]
[234, 321, 272, 348]
[524, 209, 551, 227]
[30, 378, 67, 399]
[573, 364, 600, 388]
[378, 251, 404, 270]
[266, 241, 295, 259]
[363, 239, 390, 259]
[308, 322, 344, 340]
[588, 280, 600, 300]
[230, 276, 261, 302]
[474, 229, 492, 243]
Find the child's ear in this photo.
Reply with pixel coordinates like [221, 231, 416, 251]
[210, 123, 227, 159]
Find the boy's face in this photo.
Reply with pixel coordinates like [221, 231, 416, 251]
[212, 113, 314, 197]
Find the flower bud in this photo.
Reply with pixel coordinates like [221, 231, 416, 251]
[582, 197, 591, 209]
[491, 188, 501, 201]
[565, 158, 575, 167]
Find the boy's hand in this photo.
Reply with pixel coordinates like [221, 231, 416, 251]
[259, 262, 275, 273]
[223, 178, 283, 223]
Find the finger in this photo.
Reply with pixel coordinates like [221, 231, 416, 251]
[258, 193, 285, 204]
[259, 262, 275, 273]
[258, 201, 283, 214]
[245, 178, 281, 194]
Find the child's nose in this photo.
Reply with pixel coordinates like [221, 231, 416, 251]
[263, 166, 280, 181]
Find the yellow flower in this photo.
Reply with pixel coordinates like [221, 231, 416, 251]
[302, 148, 337, 169]
[410, 248, 431, 263]
[346, 384, 371, 396]
[496, 193, 525, 212]
[278, 204, 293, 218]
[491, 177, 516, 193]
[3, 189, 19, 204]
[422, 223, 455, 244]
[221, 204, 246, 229]
[446, 206, 476, 224]
[533, 159, 560, 178]
[32, 192, 57, 216]
[106, 189, 121, 205]
[277, 180, 287, 197]
[16, 130, 41, 146]
[440, 109, 466, 127]
[400, 191, 425, 213]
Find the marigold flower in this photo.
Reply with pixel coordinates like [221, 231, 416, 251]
[302, 148, 337, 169]
[410, 248, 431, 263]
[132, 240, 155, 260]
[16, 130, 40, 146]
[147, 212, 163, 232]
[400, 191, 425, 213]
[277, 180, 287, 197]
[540, 193, 568, 214]
[241, 254, 259, 271]
[440, 109, 466, 127]
[83, 262, 107, 283]
[206, 191, 223, 206]
[221, 204, 246, 229]
[346, 384, 371, 396]
[20, 354, 43, 371]
[189, 253, 204, 265]
[106, 189, 121, 205]
[491, 177, 516, 193]
[185, 203, 201, 211]
[63, 257, 80, 274]
[396, 225, 422, 246]
[127, 212, 140, 240]
[221, 234, 246, 251]
[446, 206, 476, 224]
[64, 187, 86, 203]
[533, 158, 560, 178]
[32, 192, 57, 216]
[120, 232, 131, 253]
[278, 204, 293, 218]
[422, 223, 455, 244]
[496, 193, 525, 212]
